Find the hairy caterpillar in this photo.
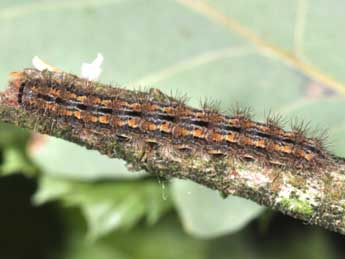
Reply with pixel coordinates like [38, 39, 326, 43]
[6, 68, 335, 171]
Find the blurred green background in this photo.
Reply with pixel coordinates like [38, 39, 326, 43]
[1, 0, 345, 258]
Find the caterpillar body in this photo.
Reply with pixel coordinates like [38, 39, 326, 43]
[7, 68, 334, 171]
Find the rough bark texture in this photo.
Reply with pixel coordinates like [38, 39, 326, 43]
[0, 101, 345, 235]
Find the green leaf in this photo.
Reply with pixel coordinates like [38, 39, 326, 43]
[32, 137, 144, 180]
[1, 147, 36, 176]
[171, 179, 264, 238]
[0, 123, 34, 176]
[33, 176, 172, 241]
[209, 0, 345, 84]
[0, 123, 30, 148]
[59, 209, 208, 259]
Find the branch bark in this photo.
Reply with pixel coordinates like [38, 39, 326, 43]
[1, 75, 345, 235]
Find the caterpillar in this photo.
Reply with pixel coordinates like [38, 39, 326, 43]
[7, 68, 335, 171]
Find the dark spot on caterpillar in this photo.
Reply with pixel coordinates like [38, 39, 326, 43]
[116, 134, 130, 142]
[145, 140, 159, 149]
[242, 155, 255, 162]
[98, 107, 113, 114]
[17, 82, 26, 104]
[36, 93, 55, 103]
[126, 110, 142, 117]
[76, 103, 87, 110]
[223, 125, 241, 132]
[191, 119, 209, 127]
[157, 114, 175, 122]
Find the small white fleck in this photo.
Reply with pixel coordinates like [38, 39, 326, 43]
[32, 56, 59, 72]
[81, 53, 104, 81]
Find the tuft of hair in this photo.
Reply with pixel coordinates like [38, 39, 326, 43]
[290, 117, 312, 136]
[60, 72, 76, 89]
[230, 103, 253, 120]
[130, 86, 167, 104]
[124, 85, 147, 103]
[199, 97, 222, 113]
[288, 117, 331, 152]
[146, 87, 171, 101]
[313, 127, 331, 150]
[131, 85, 153, 98]
[132, 84, 148, 93]
[169, 89, 189, 106]
[302, 124, 331, 151]
[265, 110, 286, 129]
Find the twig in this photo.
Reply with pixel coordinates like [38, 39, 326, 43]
[0, 69, 345, 235]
